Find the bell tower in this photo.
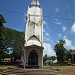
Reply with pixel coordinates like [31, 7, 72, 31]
[24, 0, 44, 68]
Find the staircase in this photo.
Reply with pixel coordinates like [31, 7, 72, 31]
[2, 68, 59, 75]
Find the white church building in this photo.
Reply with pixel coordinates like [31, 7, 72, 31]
[24, 0, 44, 68]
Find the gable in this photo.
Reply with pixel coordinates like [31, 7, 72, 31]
[27, 35, 41, 46]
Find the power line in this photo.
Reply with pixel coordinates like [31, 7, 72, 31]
[0, 9, 74, 21]
[44, 16, 74, 21]
[0, 9, 25, 14]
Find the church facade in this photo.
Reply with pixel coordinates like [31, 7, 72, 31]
[24, 0, 44, 68]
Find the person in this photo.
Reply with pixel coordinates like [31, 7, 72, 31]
[18, 60, 24, 68]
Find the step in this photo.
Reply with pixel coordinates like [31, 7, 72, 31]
[2, 68, 59, 75]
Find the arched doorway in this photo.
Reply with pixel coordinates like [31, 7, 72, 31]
[28, 50, 38, 66]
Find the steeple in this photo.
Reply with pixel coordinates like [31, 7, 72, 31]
[30, 0, 40, 8]
[24, 0, 43, 69]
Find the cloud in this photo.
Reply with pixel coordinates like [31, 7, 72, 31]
[43, 43, 56, 56]
[43, 20, 47, 25]
[58, 34, 62, 37]
[62, 26, 67, 32]
[66, 5, 71, 9]
[63, 36, 75, 49]
[24, 14, 27, 16]
[24, 13, 27, 22]
[55, 8, 60, 13]
[43, 27, 55, 56]
[44, 29, 50, 37]
[45, 32, 50, 37]
[44, 29, 51, 42]
[71, 23, 75, 33]
[53, 18, 62, 25]
[43, 21, 51, 43]
[43, 20, 55, 57]
[44, 29, 54, 44]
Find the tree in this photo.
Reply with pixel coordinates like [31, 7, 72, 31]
[0, 14, 6, 25]
[66, 49, 73, 63]
[0, 14, 6, 61]
[2, 27, 25, 61]
[43, 54, 48, 63]
[0, 14, 25, 61]
[54, 39, 67, 63]
[49, 56, 56, 61]
[12, 30, 24, 61]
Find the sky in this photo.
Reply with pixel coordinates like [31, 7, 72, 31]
[0, 0, 75, 56]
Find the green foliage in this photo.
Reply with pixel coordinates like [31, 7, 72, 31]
[0, 14, 6, 61]
[54, 39, 67, 63]
[0, 14, 6, 24]
[48, 56, 56, 61]
[43, 54, 48, 63]
[2, 28, 25, 61]
[0, 14, 24, 61]
[66, 49, 73, 62]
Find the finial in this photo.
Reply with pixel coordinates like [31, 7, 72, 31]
[32, 0, 40, 5]
[29, 0, 40, 8]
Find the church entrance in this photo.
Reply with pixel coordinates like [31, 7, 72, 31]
[28, 50, 38, 66]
